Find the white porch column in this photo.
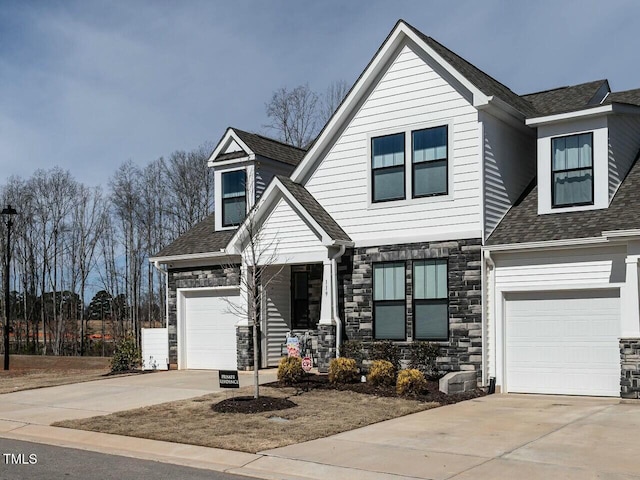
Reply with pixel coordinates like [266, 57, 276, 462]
[318, 259, 335, 326]
[621, 255, 640, 337]
[236, 260, 250, 327]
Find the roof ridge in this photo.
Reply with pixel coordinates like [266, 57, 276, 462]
[232, 127, 308, 152]
[522, 79, 607, 98]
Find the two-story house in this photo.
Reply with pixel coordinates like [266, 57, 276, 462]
[150, 20, 640, 399]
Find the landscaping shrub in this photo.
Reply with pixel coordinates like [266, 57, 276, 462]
[277, 356, 305, 385]
[328, 357, 359, 384]
[367, 359, 396, 386]
[110, 337, 140, 372]
[340, 340, 365, 368]
[409, 342, 441, 379]
[396, 369, 427, 396]
[371, 341, 401, 371]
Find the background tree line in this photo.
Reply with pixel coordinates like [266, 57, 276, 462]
[0, 81, 347, 356]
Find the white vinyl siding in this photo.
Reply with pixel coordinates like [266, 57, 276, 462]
[608, 114, 640, 201]
[494, 247, 626, 290]
[255, 157, 296, 202]
[252, 196, 325, 263]
[304, 44, 481, 245]
[263, 265, 291, 367]
[481, 111, 536, 238]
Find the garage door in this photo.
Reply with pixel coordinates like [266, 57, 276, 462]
[182, 289, 241, 370]
[505, 289, 620, 396]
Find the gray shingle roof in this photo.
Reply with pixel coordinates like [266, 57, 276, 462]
[153, 214, 236, 257]
[522, 80, 609, 116]
[486, 157, 640, 245]
[277, 176, 352, 243]
[404, 22, 538, 117]
[605, 88, 640, 107]
[212, 128, 306, 166]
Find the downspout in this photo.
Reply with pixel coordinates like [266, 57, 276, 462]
[330, 245, 346, 357]
[153, 261, 169, 328]
[483, 250, 495, 388]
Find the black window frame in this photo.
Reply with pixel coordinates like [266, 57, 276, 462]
[411, 125, 448, 199]
[551, 132, 594, 208]
[372, 261, 406, 341]
[371, 133, 406, 203]
[221, 169, 247, 227]
[291, 271, 312, 330]
[412, 259, 449, 342]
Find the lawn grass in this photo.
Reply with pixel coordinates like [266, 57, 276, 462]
[53, 384, 439, 453]
[0, 355, 111, 394]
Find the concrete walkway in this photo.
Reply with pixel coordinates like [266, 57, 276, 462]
[0, 373, 638, 479]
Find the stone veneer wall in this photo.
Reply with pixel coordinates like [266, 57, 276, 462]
[337, 238, 482, 379]
[620, 338, 640, 399]
[167, 265, 240, 367]
[237, 326, 254, 370]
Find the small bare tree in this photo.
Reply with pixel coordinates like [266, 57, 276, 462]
[222, 183, 285, 399]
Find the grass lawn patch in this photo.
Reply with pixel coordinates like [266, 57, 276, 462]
[0, 355, 111, 394]
[53, 375, 484, 453]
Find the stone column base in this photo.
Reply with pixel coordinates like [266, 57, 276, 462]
[620, 338, 640, 399]
[236, 326, 255, 371]
[317, 324, 336, 373]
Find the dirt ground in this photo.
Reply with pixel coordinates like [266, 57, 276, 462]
[0, 355, 111, 394]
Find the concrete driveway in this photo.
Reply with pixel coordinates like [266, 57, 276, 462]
[0, 369, 276, 428]
[235, 394, 640, 480]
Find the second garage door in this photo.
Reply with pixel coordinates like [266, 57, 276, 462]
[182, 289, 241, 370]
[505, 289, 620, 397]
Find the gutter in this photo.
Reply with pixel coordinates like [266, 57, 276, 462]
[149, 250, 237, 265]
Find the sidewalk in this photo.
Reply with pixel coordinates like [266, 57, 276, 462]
[0, 372, 638, 480]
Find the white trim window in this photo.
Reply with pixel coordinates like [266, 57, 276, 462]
[412, 126, 448, 197]
[371, 133, 405, 202]
[373, 262, 405, 340]
[413, 259, 448, 340]
[222, 170, 246, 227]
[552, 133, 593, 208]
[370, 122, 450, 205]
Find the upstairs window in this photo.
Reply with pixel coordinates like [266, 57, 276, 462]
[372, 133, 405, 202]
[412, 126, 448, 197]
[222, 170, 246, 227]
[413, 259, 448, 340]
[552, 133, 593, 207]
[373, 262, 405, 340]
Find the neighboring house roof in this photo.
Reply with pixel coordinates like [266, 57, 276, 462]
[153, 214, 236, 257]
[605, 88, 640, 107]
[212, 128, 307, 166]
[405, 23, 538, 117]
[276, 176, 351, 243]
[522, 80, 609, 116]
[486, 157, 640, 246]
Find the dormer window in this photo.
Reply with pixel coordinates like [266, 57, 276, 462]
[222, 170, 246, 227]
[552, 133, 593, 208]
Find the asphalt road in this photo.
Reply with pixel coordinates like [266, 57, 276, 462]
[0, 438, 255, 480]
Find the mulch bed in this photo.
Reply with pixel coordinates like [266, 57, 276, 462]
[212, 373, 486, 413]
[212, 395, 297, 413]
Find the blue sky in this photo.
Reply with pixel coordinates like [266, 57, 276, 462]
[1, 0, 638, 187]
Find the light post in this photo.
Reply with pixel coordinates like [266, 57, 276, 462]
[2, 205, 17, 370]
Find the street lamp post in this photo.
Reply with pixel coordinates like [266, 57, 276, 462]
[2, 205, 17, 371]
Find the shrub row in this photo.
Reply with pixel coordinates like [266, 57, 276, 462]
[341, 340, 441, 379]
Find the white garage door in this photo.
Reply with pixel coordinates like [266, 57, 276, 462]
[182, 289, 241, 370]
[505, 289, 620, 397]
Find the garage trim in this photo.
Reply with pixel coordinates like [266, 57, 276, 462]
[176, 286, 242, 370]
